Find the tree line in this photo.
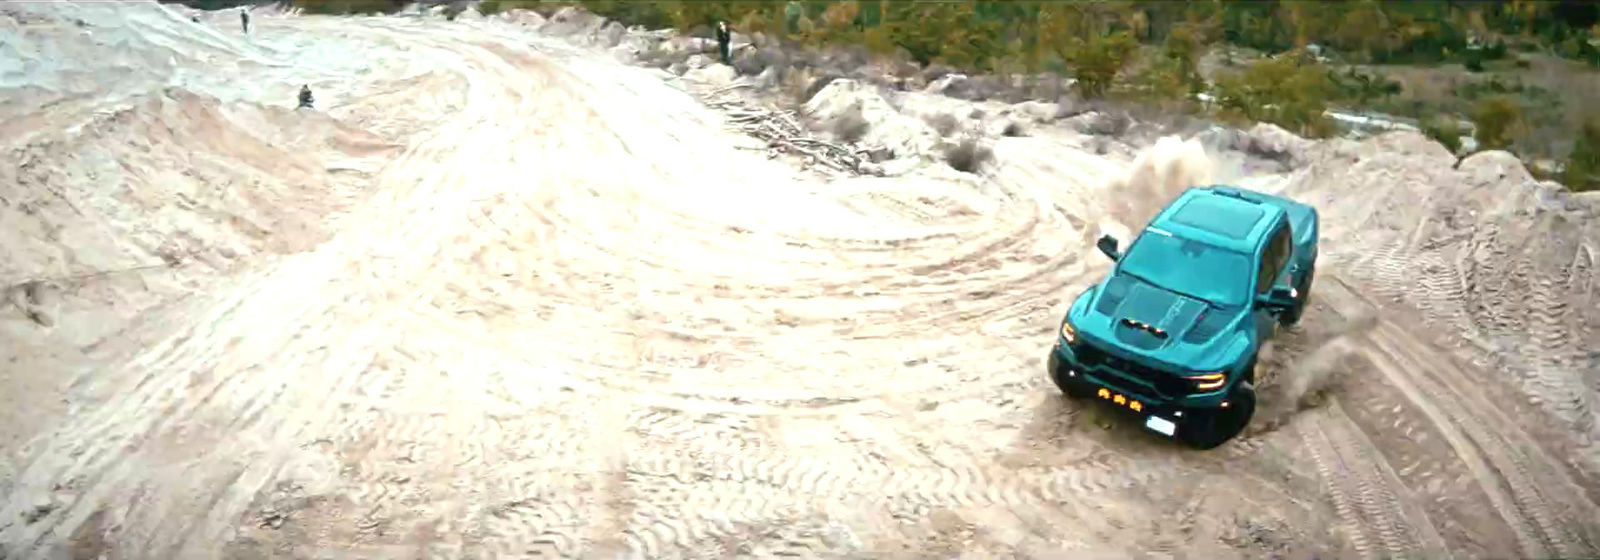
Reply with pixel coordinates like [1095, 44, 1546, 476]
[168, 0, 1600, 190]
[547, 0, 1597, 190]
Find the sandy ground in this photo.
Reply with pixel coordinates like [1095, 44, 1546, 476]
[2, 2, 1600, 559]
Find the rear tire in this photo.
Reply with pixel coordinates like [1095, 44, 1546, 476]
[1178, 381, 1257, 450]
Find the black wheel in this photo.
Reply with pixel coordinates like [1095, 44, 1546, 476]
[1059, 377, 1095, 400]
[1048, 349, 1095, 400]
[1279, 264, 1316, 327]
[1177, 381, 1257, 450]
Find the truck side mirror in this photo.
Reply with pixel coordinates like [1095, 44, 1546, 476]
[1254, 285, 1297, 311]
[1096, 234, 1121, 262]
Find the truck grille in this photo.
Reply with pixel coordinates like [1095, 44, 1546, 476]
[1072, 343, 1193, 400]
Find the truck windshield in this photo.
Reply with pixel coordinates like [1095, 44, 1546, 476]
[1117, 230, 1252, 306]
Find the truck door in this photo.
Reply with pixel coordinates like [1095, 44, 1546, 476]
[1252, 221, 1293, 340]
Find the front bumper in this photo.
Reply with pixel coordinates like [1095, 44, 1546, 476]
[1048, 343, 1227, 434]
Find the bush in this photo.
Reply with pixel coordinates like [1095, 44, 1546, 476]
[1212, 52, 1339, 138]
[1422, 117, 1465, 154]
[1065, 32, 1140, 99]
[828, 103, 870, 143]
[944, 136, 993, 173]
[1126, 54, 1194, 107]
[289, 0, 404, 15]
[1328, 67, 1403, 105]
[925, 112, 960, 137]
[1563, 120, 1600, 192]
[1471, 97, 1521, 151]
[1083, 109, 1132, 136]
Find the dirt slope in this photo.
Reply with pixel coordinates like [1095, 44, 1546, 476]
[1, 2, 1597, 559]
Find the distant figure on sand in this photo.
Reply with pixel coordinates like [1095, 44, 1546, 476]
[715, 21, 732, 65]
[298, 85, 314, 109]
[240, 8, 250, 34]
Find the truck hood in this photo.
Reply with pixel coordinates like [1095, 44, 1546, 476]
[1073, 275, 1246, 366]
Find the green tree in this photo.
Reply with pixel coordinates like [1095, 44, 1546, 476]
[1213, 51, 1338, 137]
[289, 0, 403, 15]
[879, 2, 998, 70]
[1162, 17, 1219, 95]
[1039, 3, 1139, 99]
[1068, 31, 1139, 98]
[1331, 0, 1392, 62]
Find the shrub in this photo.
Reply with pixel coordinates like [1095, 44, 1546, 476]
[1470, 96, 1521, 151]
[1065, 32, 1140, 99]
[290, 0, 404, 15]
[944, 136, 993, 173]
[1563, 119, 1600, 192]
[828, 103, 870, 143]
[1421, 117, 1464, 154]
[925, 112, 960, 137]
[1084, 109, 1132, 136]
[1212, 52, 1338, 138]
[1328, 67, 1403, 105]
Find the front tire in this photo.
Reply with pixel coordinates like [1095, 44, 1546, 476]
[1048, 349, 1094, 400]
[1177, 381, 1257, 450]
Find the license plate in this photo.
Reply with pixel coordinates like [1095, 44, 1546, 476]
[1145, 416, 1177, 436]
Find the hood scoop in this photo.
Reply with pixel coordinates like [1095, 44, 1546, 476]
[1120, 317, 1170, 339]
[1182, 308, 1235, 344]
[1105, 281, 1209, 350]
[1115, 316, 1171, 350]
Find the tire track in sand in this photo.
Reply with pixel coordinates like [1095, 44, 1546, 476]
[4, 6, 1228, 559]
[1298, 398, 1450, 560]
[0, 16, 590, 559]
[1321, 277, 1600, 559]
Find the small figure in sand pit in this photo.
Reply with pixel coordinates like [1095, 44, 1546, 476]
[715, 21, 732, 65]
[298, 85, 314, 109]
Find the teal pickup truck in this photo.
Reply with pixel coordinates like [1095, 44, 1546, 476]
[1047, 185, 1319, 449]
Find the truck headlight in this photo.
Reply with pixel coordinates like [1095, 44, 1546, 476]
[1187, 372, 1226, 391]
[1059, 319, 1079, 345]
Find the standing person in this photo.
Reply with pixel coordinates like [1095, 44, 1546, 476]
[298, 85, 314, 109]
[715, 21, 732, 65]
[240, 7, 250, 35]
